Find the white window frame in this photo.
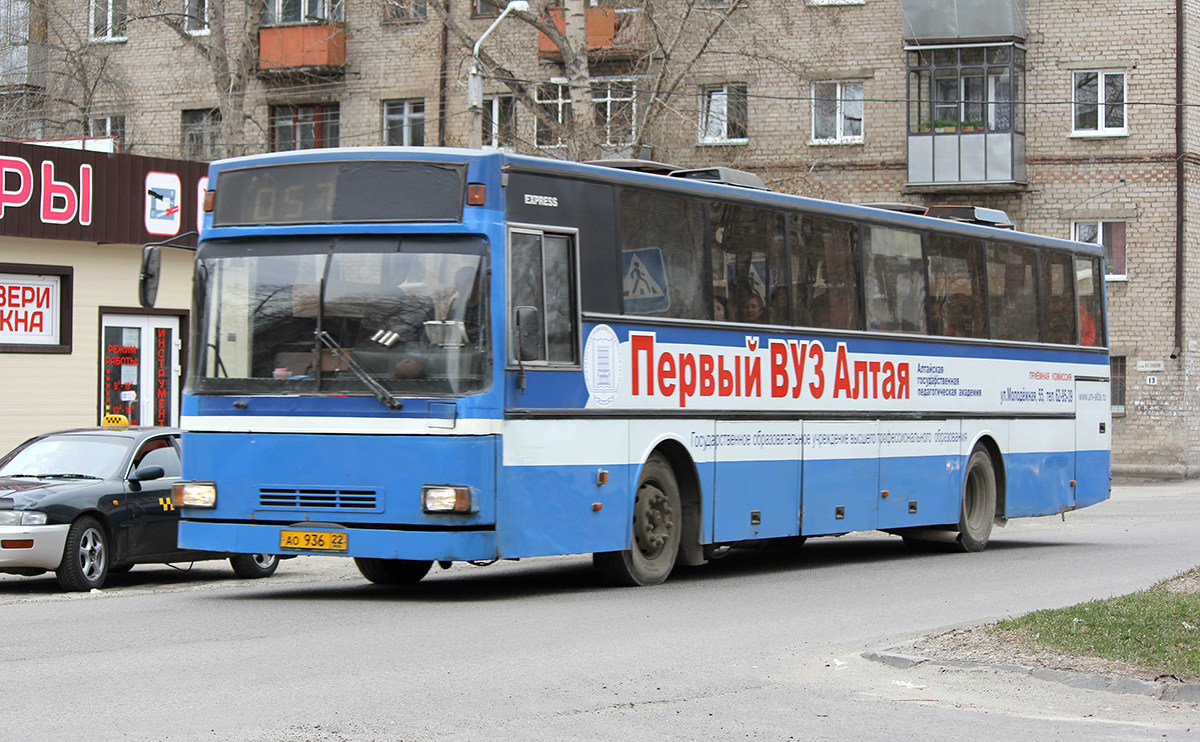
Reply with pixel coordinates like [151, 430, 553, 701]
[88, 114, 125, 148]
[810, 80, 863, 145]
[90, 0, 127, 41]
[536, 81, 571, 149]
[592, 78, 637, 149]
[384, 0, 426, 22]
[184, 0, 208, 34]
[1072, 219, 1127, 281]
[382, 98, 425, 146]
[181, 108, 221, 160]
[482, 94, 516, 151]
[698, 83, 748, 145]
[1072, 70, 1127, 137]
[261, 0, 343, 25]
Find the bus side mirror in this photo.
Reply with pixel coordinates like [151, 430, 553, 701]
[515, 306, 543, 362]
[139, 245, 162, 308]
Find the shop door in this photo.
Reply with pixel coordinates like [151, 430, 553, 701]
[100, 314, 182, 427]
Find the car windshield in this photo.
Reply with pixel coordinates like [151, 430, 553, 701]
[0, 435, 131, 479]
[189, 235, 491, 398]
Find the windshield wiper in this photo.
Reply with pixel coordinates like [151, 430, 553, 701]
[34, 473, 102, 480]
[315, 330, 403, 410]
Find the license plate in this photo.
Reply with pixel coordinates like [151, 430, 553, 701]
[280, 529, 348, 552]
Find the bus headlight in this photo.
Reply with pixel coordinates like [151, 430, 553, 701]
[175, 482, 217, 508]
[422, 485, 475, 513]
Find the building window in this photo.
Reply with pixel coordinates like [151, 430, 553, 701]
[593, 79, 636, 149]
[1073, 70, 1126, 136]
[482, 95, 516, 150]
[812, 81, 863, 144]
[91, 0, 126, 40]
[181, 108, 221, 160]
[1110, 356, 1126, 416]
[1073, 220, 1127, 278]
[699, 83, 748, 144]
[261, 0, 342, 25]
[384, 0, 426, 22]
[270, 104, 339, 151]
[184, 0, 208, 33]
[88, 114, 125, 149]
[908, 45, 1023, 134]
[383, 99, 425, 146]
[536, 83, 571, 147]
[473, 0, 498, 16]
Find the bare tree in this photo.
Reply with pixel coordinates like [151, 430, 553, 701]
[0, 0, 130, 144]
[435, 0, 742, 160]
[133, 0, 269, 156]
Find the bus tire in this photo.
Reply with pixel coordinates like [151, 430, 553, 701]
[229, 553, 279, 579]
[593, 453, 681, 586]
[957, 446, 997, 552]
[354, 557, 432, 585]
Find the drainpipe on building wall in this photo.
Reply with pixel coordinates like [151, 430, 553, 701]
[438, 0, 451, 147]
[1174, 0, 1185, 361]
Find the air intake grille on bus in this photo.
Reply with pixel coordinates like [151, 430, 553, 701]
[259, 487, 379, 510]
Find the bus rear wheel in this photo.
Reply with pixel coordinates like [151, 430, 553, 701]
[354, 557, 432, 585]
[957, 446, 997, 552]
[593, 453, 681, 586]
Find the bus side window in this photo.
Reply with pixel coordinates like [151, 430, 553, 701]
[510, 230, 578, 363]
[986, 242, 1039, 342]
[791, 214, 862, 331]
[617, 189, 707, 320]
[1039, 251, 1077, 344]
[864, 225, 925, 333]
[926, 234, 985, 338]
[710, 203, 787, 325]
[1075, 255, 1104, 346]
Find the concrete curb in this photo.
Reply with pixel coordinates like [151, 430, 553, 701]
[862, 644, 1200, 702]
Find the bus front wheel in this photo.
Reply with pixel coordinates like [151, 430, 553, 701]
[355, 557, 432, 585]
[957, 446, 997, 552]
[593, 453, 682, 586]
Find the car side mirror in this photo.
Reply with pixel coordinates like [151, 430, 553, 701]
[514, 306, 543, 362]
[139, 244, 162, 308]
[131, 465, 165, 482]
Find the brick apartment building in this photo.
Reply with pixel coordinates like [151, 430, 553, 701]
[1, 0, 1197, 476]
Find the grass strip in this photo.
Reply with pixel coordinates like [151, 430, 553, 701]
[994, 568, 1200, 680]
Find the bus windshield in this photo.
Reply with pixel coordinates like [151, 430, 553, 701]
[189, 235, 490, 398]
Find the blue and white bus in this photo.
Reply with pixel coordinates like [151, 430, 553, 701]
[145, 147, 1110, 586]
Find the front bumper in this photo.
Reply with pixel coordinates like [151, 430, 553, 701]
[179, 520, 499, 562]
[0, 524, 70, 571]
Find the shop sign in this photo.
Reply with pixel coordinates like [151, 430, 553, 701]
[0, 272, 60, 345]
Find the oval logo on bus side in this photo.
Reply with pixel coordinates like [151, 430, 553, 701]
[583, 324, 621, 407]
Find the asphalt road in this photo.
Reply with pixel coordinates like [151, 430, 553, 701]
[2, 479, 1198, 741]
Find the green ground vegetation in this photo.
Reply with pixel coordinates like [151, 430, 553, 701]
[994, 568, 1200, 681]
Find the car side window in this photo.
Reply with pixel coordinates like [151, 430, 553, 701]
[133, 439, 181, 478]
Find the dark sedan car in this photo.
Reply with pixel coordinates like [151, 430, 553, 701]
[0, 426, 278, 591]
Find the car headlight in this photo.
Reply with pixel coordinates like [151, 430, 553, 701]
[174, 481, 217, 508]
[0, 511, 48, 526]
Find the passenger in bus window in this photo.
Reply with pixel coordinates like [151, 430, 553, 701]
[1079, 300, 1097, 346]
[713, 295, 728, 321]
[742, 294, 765, 323]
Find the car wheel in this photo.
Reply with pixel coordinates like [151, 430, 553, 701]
[229, 554, 279, 579]
[56, 516, 109, 592]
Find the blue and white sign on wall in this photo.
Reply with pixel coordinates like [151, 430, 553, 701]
[622, 248, 669, 314]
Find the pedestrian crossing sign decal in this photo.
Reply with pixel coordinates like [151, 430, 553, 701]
[622, 248, 669, 314]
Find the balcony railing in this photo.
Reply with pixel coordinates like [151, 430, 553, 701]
[538, 7, 650, 59]
[258, 24, 347, 72]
